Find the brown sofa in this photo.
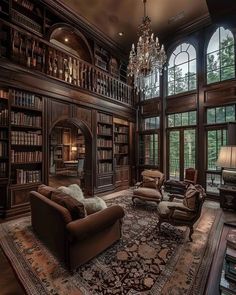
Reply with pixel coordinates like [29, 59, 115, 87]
[29, 185, 124, 271]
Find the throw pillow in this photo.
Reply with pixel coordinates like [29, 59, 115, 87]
[82, 196, 107, 215]
[51, 191, 86, 220]
[38, 184, 56, 199]
[143, 176, 158, 189]
[57, 184, 84, 202]
[183, 184, 199, 210]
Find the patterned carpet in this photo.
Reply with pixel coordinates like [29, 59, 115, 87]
[0, 195, 222, 295]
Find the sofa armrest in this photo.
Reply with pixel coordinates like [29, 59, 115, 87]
[168, 193, 185, 201]
[167, 204, 195, 218]
[66, 205, 125, 241]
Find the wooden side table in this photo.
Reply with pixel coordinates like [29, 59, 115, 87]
[219, 185, 236, 210]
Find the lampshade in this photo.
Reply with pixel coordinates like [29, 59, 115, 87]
[71, 146, 77, 152]
[217, 146, 236, 168]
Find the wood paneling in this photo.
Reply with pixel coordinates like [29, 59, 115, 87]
[48, 99, 71, 128]
[141, 100, 161, 116]
[205, 87, 236, 106]
[73, 106, 92, 129]
[166, 93, 197, 113]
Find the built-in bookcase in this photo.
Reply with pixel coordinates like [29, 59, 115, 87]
[96, 111, 114, 191]
[114, 117, 130, 188]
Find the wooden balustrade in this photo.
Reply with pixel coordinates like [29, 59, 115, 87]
[0, 20, 134, 106]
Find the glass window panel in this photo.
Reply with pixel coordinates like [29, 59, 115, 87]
[184, 129, 196, 169]
[175, 78, 187, 93]
[206, 173, 222, 194]
[207, 108, 216, 124]
[182, 43, 189, 51]
[173, 45, 181, 56]
[177, 62, 188, 78]
[187, 45, 196, 59]
[226, 105, 235, 122]
[189, 111, 197, 125]
[175, 51, 189, 66]
[174, 113, 181, 126]
[216, 107, 226, 123]
[220, 45, 235, 67]
[168, 67, 175, 82]
[181, 112, 189, 126]
[189, 60, 196, 74]
[207, 29, 220, 54]
[168, 114, 175, 127]
[207, 52, 220, 71]
[189, 75, 197, 91]
[207, 70, 220, 84]
[221, 66, 235, 81]
[168, 54, 175, 68]
[169, 131, 180, 180]
[168, 81, 175, 96]
[220, 28, 234, 48]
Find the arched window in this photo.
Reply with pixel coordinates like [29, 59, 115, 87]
[167, 43, 197, 96]
[207, 27, 235, 84]
[141, 71, 160, 100]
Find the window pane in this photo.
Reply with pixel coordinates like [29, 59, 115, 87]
[207, 108, 216, 124]
[143, 117, 160, 130]
[220, 45, 234, 67]
[221, 66, 235, 81]
[216, 107, 225, 123]
[207, 129, 227, 170]
[184, 129, 196, 169]
[207, 29, 220, 54]
[226, 105, 235, 122]
[175, 52, 189, 66]
[169, 131, 180, 180]
[175, 113, 181, 126]
[189, 111, 197, 125]
[182, 112, 189, 126]
[207, 52, 220, 71]
[168, 114, 175, 127]
[206, 172, 222, 194]
[207, 70, 220, 84]
[139, 134, 158, 166]
[189, 75, 196, 91]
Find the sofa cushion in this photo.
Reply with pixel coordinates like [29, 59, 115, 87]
[51, 191, 86, 221]
[183, 184, 199, 210]
[57, 184, 84, 202]
[133, 187, 162, 200]
[38, 184, 56, 199]
[143, 176, 158, 189]
[82, 196, 107, 215]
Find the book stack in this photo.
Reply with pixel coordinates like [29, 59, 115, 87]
[220, 229, 236, 295]
[225, 231, 236, 283]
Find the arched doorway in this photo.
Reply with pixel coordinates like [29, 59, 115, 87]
[48, 118, 93, 194]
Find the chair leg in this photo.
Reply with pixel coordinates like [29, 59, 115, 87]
[189, 226, 193, 242]
[157, 220, 162, 232]
[132, 196, 136, 206]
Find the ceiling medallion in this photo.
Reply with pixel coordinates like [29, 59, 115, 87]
[128, 0, 167, 93]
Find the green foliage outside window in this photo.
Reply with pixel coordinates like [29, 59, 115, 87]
[168, 43, 197, 96]
[139, 134, 158, 166]
[207, 27, 235, 84]
[207, 105, 236, 124]
[168, 111, 197, 127]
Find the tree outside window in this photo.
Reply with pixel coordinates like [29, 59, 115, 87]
[207, 27, 235, 84]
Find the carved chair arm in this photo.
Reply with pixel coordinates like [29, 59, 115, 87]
[167, 204, 195, 219]
[168, 193, 185, 201]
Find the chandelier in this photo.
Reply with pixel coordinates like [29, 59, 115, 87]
[127, 0, 167, 93]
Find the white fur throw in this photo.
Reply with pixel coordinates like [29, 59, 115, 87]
[82, 196, 107, 215]
[58, 184, 84, 202]
[57, 184, 107, 214]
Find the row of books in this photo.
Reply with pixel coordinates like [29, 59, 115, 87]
[0, 89, 8, 99]
[98, 162, 112, 174]
[114, 145, 128, 154]
[0, 163, 7, 177]
[97, 113, 112, 124]
[11, 150, 42, 163]
[114, 126, 128, 133]
[13, 0, 34, 11]
[97, 138, 112, 148]
[16, 169, 41, 184]
[0, 109, 8, 125]
[11, 131, 42, 145]
[11, 89, 42, 110]
[115, 134, 128, 143]
[11, 111, 42, 127]
[115, 157, 128, 166]
[97, 150, 112, 160]
[0, 130, 7, 139]
[225, 229, 236, 283]
[97, 125, 112, 136]
[0, 142, 7, 157]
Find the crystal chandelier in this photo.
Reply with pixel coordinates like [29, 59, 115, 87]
[128, 0, 167, 93]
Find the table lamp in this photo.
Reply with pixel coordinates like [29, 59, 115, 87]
[217, 146, 236, 186]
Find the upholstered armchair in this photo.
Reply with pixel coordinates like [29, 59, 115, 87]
[157, 184, 206, 241]
[132, 170, 165, 205]
[164, 168, 198, 195]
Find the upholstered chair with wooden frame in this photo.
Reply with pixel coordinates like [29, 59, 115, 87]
[132, 170, 165, 205]
[157, 184, 206, 242]
[164, 167, 198, 195]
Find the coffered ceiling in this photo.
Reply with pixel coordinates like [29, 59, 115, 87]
[59, 0, 209, 53]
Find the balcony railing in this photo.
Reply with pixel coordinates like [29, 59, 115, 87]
[0, 20, 134, 106]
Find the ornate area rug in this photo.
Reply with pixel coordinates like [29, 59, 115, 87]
[0, 195, 222, 295]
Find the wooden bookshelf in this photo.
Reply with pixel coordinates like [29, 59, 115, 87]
[114, 117, 130, 189]
[96, 111, 114, 192]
